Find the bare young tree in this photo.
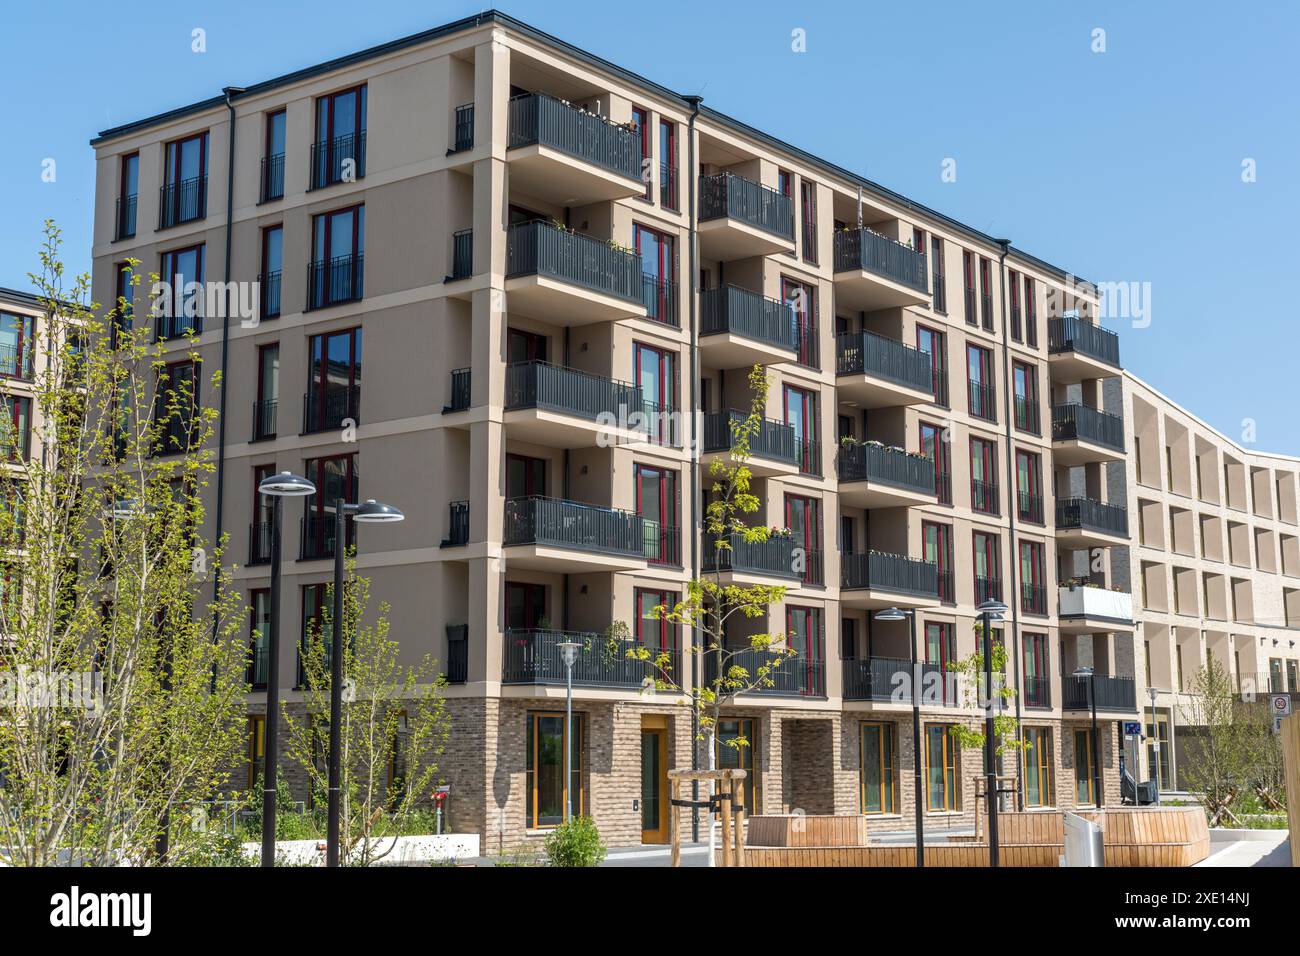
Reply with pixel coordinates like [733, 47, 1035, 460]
[1179, 658, 1249, 826]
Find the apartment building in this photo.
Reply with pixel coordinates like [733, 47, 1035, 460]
[1115, 372, 1300, 791]
[88, 11, 1140, 850]
[0, 288, 46, 595]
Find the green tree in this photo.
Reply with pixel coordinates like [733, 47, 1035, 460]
[1178, 658, 1249, 826]
[946, 620, 1026, 757]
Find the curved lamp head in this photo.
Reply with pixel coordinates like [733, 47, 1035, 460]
[874, 607, 907, 622]
[1073, 666, 1095, 679]
[350, 499, 405, 523]
[976, 599, 1009, 616]
[259, 471, 316, 498]
[557, 640, 582, 667]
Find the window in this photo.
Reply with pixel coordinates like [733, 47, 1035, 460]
[261, 110, 286, 202]
[785, 494, 824, 586]
[250, 463, 275, 564]
[256, 225, 283, 320]
[916, 324, 948, 406]
[783, 276, 818, 368]
[962, 251, 976, 325]
[924, 622, 957, 705]
[505, 581, 547, 630]
[970, 436, 999, 514]
[1023, 633, 1049, 707]
[841, 616, 857, 659]
[785, 606, 824, 696]
[979, 257, 993, 330]
[967, 344, 995, 421]
[312, 85, 367, 189]
[1074, 729, 1097, 806]
[635, 588, 678, 650]
[507, 328, 547, 364]
[1020, 540, 1047, 614]
[116, 152, 138, 239]
[0, 396, 31, 461]
[717, 718, 758, 813]
[860, 722, 897, 814]
[305, 327, 361, 433]
[253, 343, 279, 441]
[1012, 362, 1039, 433]
[634, 224, 677, 327]
[631, 106, 651, 200]
[783, 384, 819, 475]
[923, 521, 954, 603]
[926, 724, 959, 811]
[302, 453, 358, 560]
[526, 712, 585, 828]
[157, 244, 204, 339]
[930, 236, 946, 313]
[152, 360, 197, 455]
[973, 530, 1001, 602]
[1288, 660, 1298, 692]
[1008, 269, 1022, 341]
[248, 589, 270, 688]
[1023, 275, 1038, 347]
[160, 132, 208, 228]
[634, 341, 676, 444]
[1016, 449, 1043, 523]
[801, 180, 818, 264]
[658, 120, 677, 210]
[1023, 727, 1053, 807]
[506, 453, 547, 499]
[636, 463, 680, 565]
[920, 420, 950, 505]
[247, 716, 265, 789]
[309, 204, 364, 309]
[114, 262, 135, 334]
[0, 312, 34, 380]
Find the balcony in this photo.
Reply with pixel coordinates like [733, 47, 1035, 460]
[448, 103, 475, 156]
[1047, 316, 1121, 382]
[260, 153, 285, 203]
[503, 360, 654, 448]
[1058, 584, 1135, 634]
[839, 551, 940, 610]
[1051, 403, 1126, 466]
[704, 647, 824, 699]
[443, 368, 471, 414]
[842, 657, 952, 705]
[259, 270, 281, 320]
[445, 625, 468, 684]
[701, 531, 799, 583]
[251, 399, 276, 442]
[698, 172, 795, 259]
[157, 176, 206, 230]
[506, 92, 643, 204]
[835, 331, 935, 408]
[968, 381, 997, 422]
[248, 639, 268, 690]
[832, 228, 929, 311]
[1055, 496, 1129, 550]
[642, 522, 683, 567]
[502, 496, 646, 573]
[505, 221, 646, 325]
[0, 345, 33, 381]
[306, 252, 363, 310]
[114, 194, 136, 241]
[441, 500, 469, 548]
[699, 285, 797, 367]
[302, 384, 360, 435]
[641, 274, 679, 328]
[700, 410, 800, 478]
[309, 131, 366, 190]
[448, 229, 473, 282]
[836, 442, 936, 509]
[299, 512, 356, 562]
[503, 628, 672, 690]
[248, 521, 272, 566]
[975, 576, 1003, 606]
[1062, 673, 1137, 713]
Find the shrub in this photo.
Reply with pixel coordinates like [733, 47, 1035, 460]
[543, 816, 607, 867]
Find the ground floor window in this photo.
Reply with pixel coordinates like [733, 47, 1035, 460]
[1146, 710, 1171, 791]
[925, 724, 959, 811]
[1023, 726, 1054, 807]
[860, 722, 897, 814]
[526, 712, 585, 828]
[1074, 728, 1096, 806]
[716, 718, 758, 813]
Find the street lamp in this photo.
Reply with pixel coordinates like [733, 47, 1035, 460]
[977, 598, 1008, 867]
[256, 470, 316, 867]
[557, 640, 582, 823]
[1075, 666, 1101, 810]
[1147, 685, 1160, 805]
[326, 498, 404, 868]
[874, 606, 924, 868]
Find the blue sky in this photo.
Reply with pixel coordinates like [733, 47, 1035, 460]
[2, 1, 1297, 450]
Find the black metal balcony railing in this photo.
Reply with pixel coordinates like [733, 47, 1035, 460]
[660, 161, 678, 211]
[306, 252, 364, 310]
[248, 640, 268, 689]
[835, 331, 934, 393]
[701, 410, 798, 466]
[445, 624, 468, 683]
[642, 522, 683, 567]
[1048, 315, 1121, 369]
[259, 270, 281, 319]
[310, 131, 366, 190]
[445, 368, 471, 412]
[1063, 674, 1137, 712]
[504, 628, 676, 688]
[1023, 676, 1051, 709]
[842, 657, 951, 704]
[699, 284, 797, 352]
[1014, 395, 1040, 434]
[449, 229, 473, 281]
[299, 511, 356, 562]
[115, 194, 137, 240]
[450, 103, 475, 154]
[935, 469, 952, 506]
[793, 322, 819, 369]
[507, 92, 641, 180]
[931, 365, 949, 407]
[505, 360, 642, 425]
[0, 345, 33, 381]
[506, 220, 642, 304]
[151, 413, 195, 457]
[503, 496, 643, 558]
[248, 521, 272, 566]
[702, 531, 800, 580]
[975, 575, 1003, 605]
[968, 380, 997, 421]
[251, 399, 277, 442]
[1056, 496, 1129, 537]
[1021, 582, 1048, 615]
[937, 569, 955, 603]
[442, 500, 469, 547]
[260, 153, 285, 202]
[972, 479, 1000, 515]
[155, 309, 202, 342]
[832, 228, 928, 294]
[705, 647, 824, 698]
[641, 273, 678, 327]
[302, 384, 360, 434]
[840, 550, 939, 599]
[1018, 491, 1044, 524]
[796, 438, 822, 477]
[1051, 403, 1125, 452]
[699, 172, 794, 240]
[158, 176, 206, 229]
[964, 287, 977, 324]
[981, 293, 994, 330]
[836, 443, 936, 496]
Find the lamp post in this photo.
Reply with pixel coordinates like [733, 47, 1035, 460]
[557, 640, 582, 823]
[874, 607, 924, 868]
[1075, 666, 1101, 809]
[977, 598, 1008, 867]
[326, 499, 405, 868]
[256, 471, 316, 867]
[1147, 685, 1160, 805]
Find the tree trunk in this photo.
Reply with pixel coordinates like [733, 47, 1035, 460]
[706, 726, 717, 868]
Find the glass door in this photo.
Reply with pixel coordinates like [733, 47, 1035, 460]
[635, 342, 675, 444]
[634, 224, 675, 323]
[640, 716, 669, 843]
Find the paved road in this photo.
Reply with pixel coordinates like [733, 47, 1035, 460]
[1195, 832, 1290, 868]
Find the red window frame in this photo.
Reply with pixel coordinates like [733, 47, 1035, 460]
[783, 493, 823, 585]
[633, 223, 676, 325]
[919, 420, 950, 505]
[1008, 269, 1022, 341]
[783, 383, 819, 474]
[632, 106, 651, 200]
[782, 276, 818, 369]
[962, 250, 976, 325]
[634, 340, 676, 444]
[634, 587, 678, 650]
[1024, 275, 1038, 347]
[784, 605, 823, 696]
[972, 531, 1001, 593]
[930, 236, 946, 313]
[1013, 361, 1038, 433]
[1016, 449, 1043, 522]
[635, 463, 680, 566]
[801, 181, 819, 265]
[1020, 540, 1046, 614]
[306, 326, 361, 429]
[658, 120, 677, 211]
[970, 436, 999, 514]
[924, 622, 957, 704]
[923, 521, 954, 603]
[163, 131, 208, 189]
[916, 324, 947, 405]
[505, 581, 546, 630]
[979, 257, 993, 330]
